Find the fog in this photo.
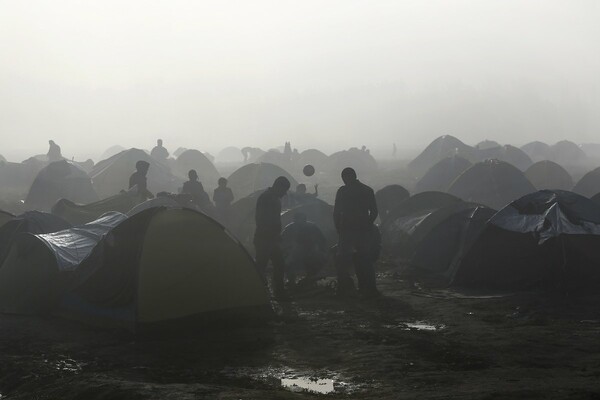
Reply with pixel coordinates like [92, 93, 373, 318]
[1, 0, 599, 161]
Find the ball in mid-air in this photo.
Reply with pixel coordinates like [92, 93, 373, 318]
[303, 164, 315, 177]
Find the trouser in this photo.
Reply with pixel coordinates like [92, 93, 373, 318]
[335, 230, 377, 293]
[254, 236, 285, 294]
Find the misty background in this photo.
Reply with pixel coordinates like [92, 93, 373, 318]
[1, 0, 599, 162]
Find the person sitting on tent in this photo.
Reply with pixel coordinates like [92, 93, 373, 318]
[47, 140, 62, 162]
[281, 212, 328, 286]
[213, 177, 234, 225]
[181, 169, 212, 210]
[333, 167, 380, 298]
[150, 139, 169, 161]
[129, 160, 154, 199]
[254, 176, 291, 301]
[291, 183, 319, 206]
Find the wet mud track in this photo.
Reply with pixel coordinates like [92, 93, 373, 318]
[2, 270, 600, 399]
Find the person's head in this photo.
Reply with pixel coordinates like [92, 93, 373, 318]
[272, 176, 291, 197]
[296, 184, 307, 194]
[218, 177, 228, 187]
[157, 139, 163, 146]
[188, 169, 198, 181]
[341, 167, 357, 184]
[293, 212, 307, 223]
[136, 160, 150, 175]
[49, 140, 55, 145]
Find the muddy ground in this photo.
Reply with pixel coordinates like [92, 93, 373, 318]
[2, 266, 600, 399]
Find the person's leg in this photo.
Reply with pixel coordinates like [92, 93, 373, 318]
[336, 231, 359, 295]
[355, 231, 378, 295]
[270, 244, 287, 299]
[254, 238, 270, 285]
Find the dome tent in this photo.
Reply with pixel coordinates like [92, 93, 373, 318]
[25, 160, 98, 212]
[448, 159, 536, 209]
[525, 161, 573, 191]
[375, 185, 410, 222]
[573, 167, 600, 198]
[410, 206, 496, 281]
[51, 191, 145, 226]
[520, 141, 550, 163]
[217, 146, 244, 163]
[296, 149, 329, 172]
[62, 207, 270, 331]
[227, 163, 298, 200]
[475, 140, 501, 150]
[173, 149, 221, 188]
[281, 200, 336, 247]
[476, 145, 533, 171]
[548, 140, 587, 166]
[328, 148, 378, 176]
[414, 156, 472, 193]
[100, 145, 126, 161]
[0, 210, 14, 230]
[408, 135, 478, 177]
[91, 148, 180, 199]
[0, 212, 124, 314]
[453, 190, 600, 290]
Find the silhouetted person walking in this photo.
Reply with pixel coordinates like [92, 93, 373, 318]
[129, 160, 154, 199]
[254, 176, 291, 300]
[291, 183, 318, 206]
[151, 139, 169, 161]
[333, 167, 379, 298]
[181, 169, 211, 210]
[47, 140, 62, 162]
[213, 177, 234, 225]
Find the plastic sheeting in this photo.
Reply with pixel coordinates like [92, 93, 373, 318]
[35, 212, 127, 271]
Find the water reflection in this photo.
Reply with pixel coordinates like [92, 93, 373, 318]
[281, 377, 335, 394]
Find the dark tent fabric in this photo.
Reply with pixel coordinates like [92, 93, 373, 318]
[476, 140, 501, 150]
[573, 167, 600, 198]
[0, 210, 14, 229]
[521, 141, 550, 163]
[0, 212, 124, 314]
[414, 156, 472, 193]
[408, 135, 478, 177]
[25, 160, 98, 211]
[382, 201, 475, 260]
[375, 185, 410, 222]
[173, 149, 221, 187]
[0, 160, 46, 195]
[0, 154, 6, 163]
[100, 145, 126, 161]
[328, 148, 378, 175]
[381, 192, 463, 256]
[592, 193, 600, 206]
[91, 148, 180, 199]
[227, 163, 298, 200]
[0, 211, 72, 269]
[476, 145, 533, 171]
[51, 191, 145, 225]
[60, 207, 270, 331]
[525, 161, 573, 191]
[281, 200, 336, 247]
[548, 140, 587, 166]
[448, 159, 536, 209]
[453, 190, 600, 290]
[410, 206, 496, 280]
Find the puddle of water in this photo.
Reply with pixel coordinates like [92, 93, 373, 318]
[383, 321, 446, 331]
[281, 377, 335, 394]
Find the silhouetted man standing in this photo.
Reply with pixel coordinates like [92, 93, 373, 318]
[47, 140, 62, 162]
[333, 167, 379, 298]
[213, 177, 234, 226]
[254, 176, 291, 300]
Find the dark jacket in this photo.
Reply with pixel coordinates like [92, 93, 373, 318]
[129, 171, 148, 192]
[255, 188, 283, 240]
[213, 187, 234, 209]
[333, 180, 378, 232]
[182, 180, 211, 207]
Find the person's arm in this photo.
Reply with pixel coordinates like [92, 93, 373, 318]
[312, 184, 319, 198]
[333, 188, 342, 233]
[367, 188, 378, 225]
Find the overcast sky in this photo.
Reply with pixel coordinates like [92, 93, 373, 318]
[1, 0, 599, 161]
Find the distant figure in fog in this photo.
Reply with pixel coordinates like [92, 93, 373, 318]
[254, 176, 291, 300]
[333, 167, 380, 298]
[151, 139, 169, 161]
[47, 140, 62, 162]
[291, 183, 319, 206]
[129, 160, 154, 199]
[282, 212, 328, 285]
[181, 169, 211, 210]
[213, 177, 234, 225]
